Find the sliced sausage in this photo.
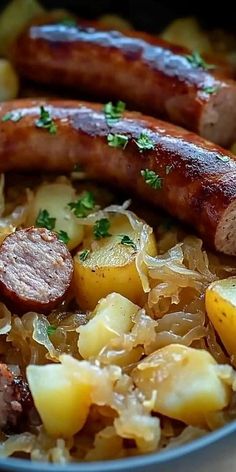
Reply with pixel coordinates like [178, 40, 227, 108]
[12, 22, 236, 147]
[0, 227, 73, 314]
[0, 363, 32, 432]
[0, 99, 236, 255]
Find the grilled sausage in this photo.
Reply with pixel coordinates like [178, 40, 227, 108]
[0, 363, 32, 432]
[0, 99, 236, 255]
[12, 23, 236, 147]
[0, 227, 73, 314]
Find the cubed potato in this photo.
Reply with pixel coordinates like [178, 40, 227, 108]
[205, 277, 236, 356]
[97, 14, 132, 31]
[0, 0, 44, 56]
[74, 214, 157, 310]
[132, 344, 230, 427]
[78, 292, 139, 359]
[0, 60, 19, 101]
[161, 17, 212, 54]
[27, 362, 91, 438]
[26, 183, 84, 250]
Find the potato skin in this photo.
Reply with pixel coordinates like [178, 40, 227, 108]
[74, 215, 157, 310]
[205, 277, 236, 356]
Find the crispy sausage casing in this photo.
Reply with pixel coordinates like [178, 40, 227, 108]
[0, 98, 236, 255]
[12, 23, 236, 146]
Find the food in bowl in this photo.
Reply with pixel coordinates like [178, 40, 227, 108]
[0, 0, 236, 465]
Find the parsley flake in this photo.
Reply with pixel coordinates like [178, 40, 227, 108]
[79, 249, 90, 261]
[185, 51, 215, 70]
[107, 133, 129, 149]
[217, 155, 230, 163]
[68, 191, 95, 218]
[1, 111, 22, 122]
[47, 325, 57, 336]
[141, 169, 163, 189]
[35, 209, 56, 230]
[135, 133, 155, 151]
[59, 18, 77, 27]
[35, 106, 57, 134]
[93, 218, 111, 240]
[119, 235, 137, 250]
[104, 100, 126, 126]
[57, 230, 70, 244]
[202, 86, 219, 94]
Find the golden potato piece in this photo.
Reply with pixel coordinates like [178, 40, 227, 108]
[78, 292, 139, 359]
[161, 17, 212, 54]
[0, 60, 19, 101]
[27, 362, 91, 438]
[205, 277, 236, 356]
[132, 344, 230, 427]
[74, 214, 157, 310]
[26, 182, 84, 250]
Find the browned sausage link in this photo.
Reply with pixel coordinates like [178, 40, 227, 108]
[12, 23, 236, 147]
[0, 363, 32, 432]
[0, 99, 236, 255]
[0, 227, 74, 314]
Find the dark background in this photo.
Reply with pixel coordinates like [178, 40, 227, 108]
[1, 0, 236, 32]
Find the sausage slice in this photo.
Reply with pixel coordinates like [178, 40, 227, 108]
[0, 227, 73, 314]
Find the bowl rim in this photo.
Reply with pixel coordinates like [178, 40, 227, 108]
[0, 419, 236, 471]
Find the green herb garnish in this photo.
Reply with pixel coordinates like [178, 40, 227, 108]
[202, 86, 219, 94]
[1, 111, 22, 122]
[119, 235, 137, 250]
[59, 18, 77, 27]
[107, 133, 129, 149]
[141, 169, 162, 189]
[57, 230, 70, 244]
[35, 106, 57, 134]
[165, 165, 173, 174]
[185, 51, 215, 70]
[217, 155, 230, 163]
[47, 325, 57, 336]
[35, 209, 56, 230]
[135, 133, 155, 151]
[68, 191, 95, 218]
[104, 100, 126, 126]
[93, 218, 111, 240]
[79, 249, 90, 261]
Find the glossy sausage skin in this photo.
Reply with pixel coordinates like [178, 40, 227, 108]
[0, 227, 74, 314]
[12, 23, 236, 147]
[0, 99, 236, 255]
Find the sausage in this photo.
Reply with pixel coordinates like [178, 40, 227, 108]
[0, 98, 236, 255]
[12, 22, 236, 147]
[0, 363, 32, 432]
[0, 227, 73, 314]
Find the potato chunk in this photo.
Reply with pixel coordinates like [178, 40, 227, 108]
[0, 60, 19, 101]
[205, 277, 236, 356]
[132, 344, 230, 427]
[26, 183, 84, 250]
[27, 363, 91, 438]
[74, 214, 156, 310]
[78, 292, 139, 359]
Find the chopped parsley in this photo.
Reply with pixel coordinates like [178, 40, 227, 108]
[35, 209, 56, 230]
[47, 325, 57, 336]
[93, 218, 111, 240]
[141, 169, 163, 189]
[59, 18, 77, 27]
[135, 133, 155, 151]
[202, 85, 219, 94]
[79, 249, 90, 261]
[185, 51, 215, 70]
[35, 106, 57, 134]
[104, 100, 126, 126]
[119, 234, 137, 250]
[1, 111, 22, 122]
[165, 165, 173, 175]
[68, 191, 95, 218]
[217, 155, 230, 163]
[57, 230, 70, 244]
[107, 133, 129, 149]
